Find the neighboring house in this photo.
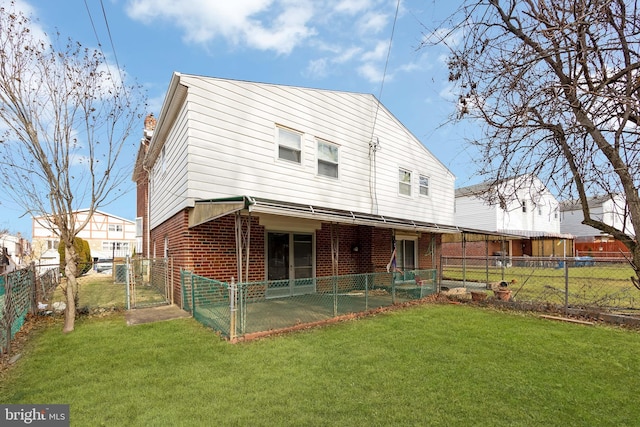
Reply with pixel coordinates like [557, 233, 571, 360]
[133, 73, 460, 306]
[560, 194, 635, 257]
[446, 175, 573, 257]
[0, 233, 30, 273]
[32, 209, 137, 265]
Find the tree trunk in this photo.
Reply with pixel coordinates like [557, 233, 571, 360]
[62, 244, 78, 333]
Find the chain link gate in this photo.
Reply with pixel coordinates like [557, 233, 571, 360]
[125, 257, 171, 309]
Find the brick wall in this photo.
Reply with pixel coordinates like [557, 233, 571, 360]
[151, 208, 445, 306]
[151, 211, 266, 307]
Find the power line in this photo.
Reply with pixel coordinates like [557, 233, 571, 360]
[83, 0, 124, 85]
[370, 0, 402, 141]
[99, 0, 122, 75]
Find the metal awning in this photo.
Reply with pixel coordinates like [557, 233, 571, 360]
[190, 196, 463, 234]
[188, 197, 246, 228]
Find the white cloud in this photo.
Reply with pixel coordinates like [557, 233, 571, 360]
[361, 40, 388, 62]
[358, 62, 387, 83]
[333, 0, 375, 15]
[356, 11, 388, 35]
[305, 58, 328, 79]
[334, 46, 362, 64]
[126, 0, 316, 54]
[125, 0, 419, 85]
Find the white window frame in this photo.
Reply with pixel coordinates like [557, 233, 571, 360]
[108, 224, 123, 233]
[102, 241, 130, 252]
[419, 174, 429, 197]
[135, 217, 143, 237]
[398, 168, 412, 197]
[277, 126, 302, 164]
[317, 139, 339, 179]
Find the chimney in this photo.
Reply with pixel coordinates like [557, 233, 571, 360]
[143, 113, 156, 141]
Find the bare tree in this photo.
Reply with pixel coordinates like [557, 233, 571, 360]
[421, 0, 640, 286]
[0, 2, 145, 331]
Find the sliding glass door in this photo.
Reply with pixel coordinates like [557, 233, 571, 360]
[266, 232, 315, 298]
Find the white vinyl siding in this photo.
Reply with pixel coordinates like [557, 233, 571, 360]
[455, 176, 562, 234]
[147, 74, 456, 229]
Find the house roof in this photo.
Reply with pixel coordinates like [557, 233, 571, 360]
[559, 194, 623, 212]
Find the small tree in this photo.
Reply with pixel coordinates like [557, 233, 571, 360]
[420, 0, 640, 287]
[0, 2, 145, 331]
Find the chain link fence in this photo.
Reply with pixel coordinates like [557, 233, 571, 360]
[181, 269, 438, 340]
[1, 264, 59, 354]
[441, 256, 639, 313]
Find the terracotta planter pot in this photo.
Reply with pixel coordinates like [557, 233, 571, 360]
[471, 291, 487, 302]
[494, 289, 512, 301]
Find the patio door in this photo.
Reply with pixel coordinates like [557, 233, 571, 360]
[266, 232, 315, 298]
[395, 239, 416, 280]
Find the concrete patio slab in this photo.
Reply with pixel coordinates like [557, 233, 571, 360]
[125, 304, 191, 326]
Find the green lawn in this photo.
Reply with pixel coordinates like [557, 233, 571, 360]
[2, 304, 639, 426]
[443, 264, 639, 308]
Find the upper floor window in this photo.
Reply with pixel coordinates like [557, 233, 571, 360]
[317, 139, 339, 178]
[108, 224, 123, 232]
[419, 175, 429, 196]
[399, 168, 411, 196]
[278, 127, 302, 163]
[522, 200, 527, 213]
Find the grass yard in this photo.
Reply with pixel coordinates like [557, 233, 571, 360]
[1, 304, 640, 426]
[443, 264, 639, 308]
[51, 272, 166, 310]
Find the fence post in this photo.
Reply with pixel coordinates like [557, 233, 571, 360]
[333, 276, 338, 317]
[125, 256, 131, 310]
[190, 272, 195, 316]
[391, 273, 396, 305]
[365, 274, 369, 311]
[124, 257, 131, 310]
[564, 257, 569, 314]
[229, 277, 237, 341]
[29, 263, 37, 314]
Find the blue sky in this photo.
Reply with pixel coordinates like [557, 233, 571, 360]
[1, 0, 480, 238]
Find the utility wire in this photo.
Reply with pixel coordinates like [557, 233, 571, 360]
[368, 0, 401, 215]
[83, 0, 124, 86]
[369, 0, 401, 141]
[99, 0, 122, 76]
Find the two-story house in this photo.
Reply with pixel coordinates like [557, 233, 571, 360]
[560, 194, 635, 257]
[32, 209, 137, 265]
[447, 175, 573, 257]
[134, 73, 460, 305]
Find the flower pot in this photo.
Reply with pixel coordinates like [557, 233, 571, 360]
[471, 291, 487, 302]
[494, 289, 512, 301]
